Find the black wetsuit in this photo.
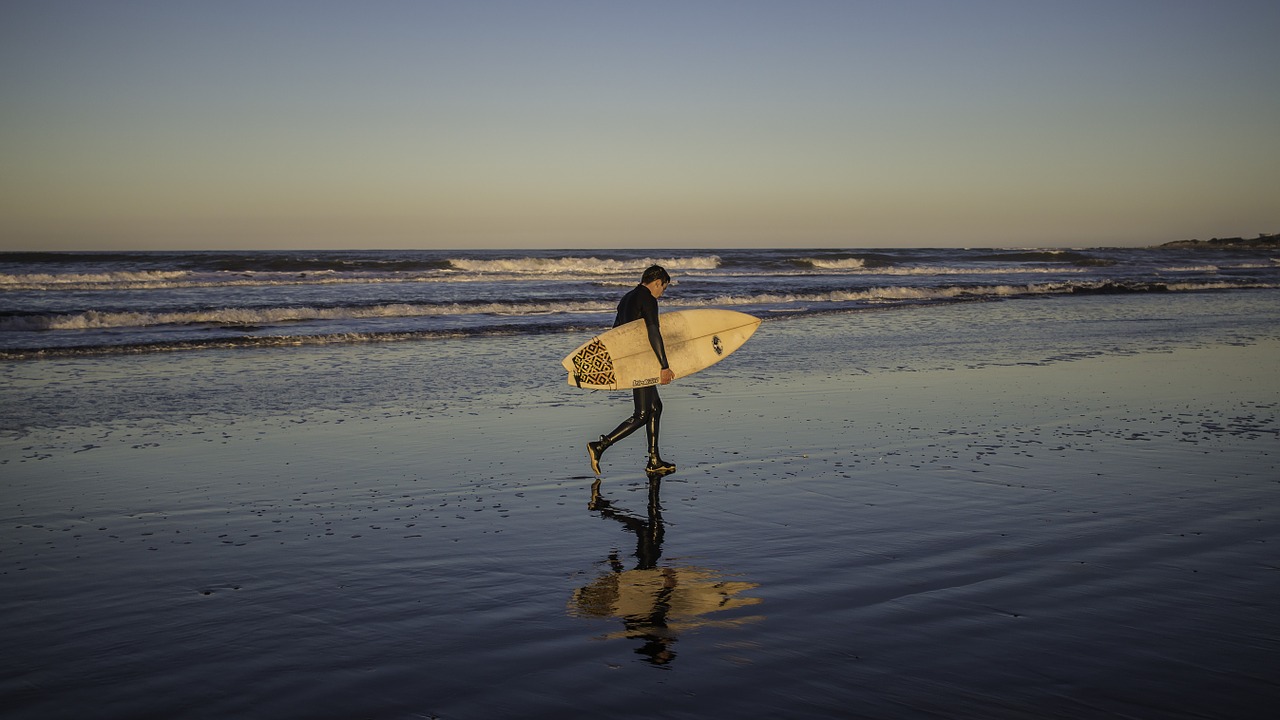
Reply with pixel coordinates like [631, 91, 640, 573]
[599, 284, 669, 452]
[614, 284, 669, 365]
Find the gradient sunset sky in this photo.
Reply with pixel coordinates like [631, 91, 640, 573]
[2, 0, 1277, 251]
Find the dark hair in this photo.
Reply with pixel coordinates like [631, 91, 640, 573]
[641, 265, 670, 285]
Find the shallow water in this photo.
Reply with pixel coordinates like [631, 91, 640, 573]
[2, 292, 1279, 719]
[4, 289, 1277, 437]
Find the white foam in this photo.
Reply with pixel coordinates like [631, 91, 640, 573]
[805, 258, 867, 270]
[873, 266, 1088, 276]
[0, 301, 620, 331]
[0, 270, 468, 292]
[0, 257, 725, 291]
[1162, 281, 1273, 292]
[659, 283, 1050, 308]
[0, 270, 191, 289]
[6, 279, 1274, 333]
[447, 255, 720, 275]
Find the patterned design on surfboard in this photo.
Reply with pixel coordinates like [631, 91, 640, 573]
[571, 338, 616, 387]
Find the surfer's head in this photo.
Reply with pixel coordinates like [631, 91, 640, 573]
[641, 265, 671, 298]
[641, 265, 670, 286]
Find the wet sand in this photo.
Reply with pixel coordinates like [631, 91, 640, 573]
[2, 337, 1278, 719]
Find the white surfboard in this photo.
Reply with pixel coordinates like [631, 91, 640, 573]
[563, 309, 761, 390]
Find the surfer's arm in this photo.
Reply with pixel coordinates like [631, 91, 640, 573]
[646, 322, 670, 370]
[640, 298, 671, 372]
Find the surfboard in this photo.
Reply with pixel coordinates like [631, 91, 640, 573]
[563, 309, 761, 390]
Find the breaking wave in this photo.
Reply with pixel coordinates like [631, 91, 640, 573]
[0, 327, 582, 360]
[5, 245, 1276, 359]
[0, 300, 618, 332]
[0, 270, 193, 290]
[805, 258, 867, 270]
[446, 255, 721, 275]
[0, 255, 725, 291]
[6, 280, 1270, 334]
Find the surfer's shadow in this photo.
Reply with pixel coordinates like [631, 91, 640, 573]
[567, 476, 764, 667]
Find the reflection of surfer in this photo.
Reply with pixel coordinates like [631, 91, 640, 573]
[587, 265, 677, 477]
[584, 477, 674, 664]
[570, 477, 763, 666]
[589, 477, 665, 571]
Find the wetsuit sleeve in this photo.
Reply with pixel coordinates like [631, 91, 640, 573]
[640, 294, 670, 370]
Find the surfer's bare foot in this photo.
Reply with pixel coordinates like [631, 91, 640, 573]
[588, 440, 605, 475]
[645, 457, 675, 475]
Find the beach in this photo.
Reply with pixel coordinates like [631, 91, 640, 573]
[2, 291, 1278, 719]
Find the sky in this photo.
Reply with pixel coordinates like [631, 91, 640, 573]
[2, 0, 1278, 251]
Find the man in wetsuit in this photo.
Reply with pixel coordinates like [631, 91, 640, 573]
[587, 265, 677, 476]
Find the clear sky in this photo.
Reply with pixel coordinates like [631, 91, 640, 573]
[2, 0, 1278, 251]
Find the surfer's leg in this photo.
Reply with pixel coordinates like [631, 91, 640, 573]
[643, 387, 675, 475]
[588, 389, 651, 474]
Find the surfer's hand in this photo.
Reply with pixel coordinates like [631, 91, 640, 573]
[659, 368, 675, 385]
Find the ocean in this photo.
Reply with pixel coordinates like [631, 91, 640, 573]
[3, 245, 1277, 358]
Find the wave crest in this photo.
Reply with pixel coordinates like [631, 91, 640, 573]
[0, 300, 622, 332]
[0, 270, 191, 289]
[805, 258, 867, 270]
[447, 255, 720, 275]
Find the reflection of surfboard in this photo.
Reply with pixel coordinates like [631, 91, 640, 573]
[563, 309, 761, 390]
[569, 566, 763, 628]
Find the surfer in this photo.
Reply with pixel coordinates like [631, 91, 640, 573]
[588, 265, 677, 476]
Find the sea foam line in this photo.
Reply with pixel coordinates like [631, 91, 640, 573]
[0, 301, 620, 332]
[0, 270, 192, 289]
[4, 279, 1274, 333]
[0, 322, 617, 360]
[447, 255, 721, 275]
[682, 264, 1092, 278]
[0, 271, 463, 292]
[0, 257, 723, 291]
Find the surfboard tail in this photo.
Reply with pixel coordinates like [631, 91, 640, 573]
[568, 338, 617, 389]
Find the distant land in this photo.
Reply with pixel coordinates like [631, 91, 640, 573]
[1157, 233, 1279, 249]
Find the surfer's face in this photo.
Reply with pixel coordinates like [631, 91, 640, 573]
[647, 280, 670, 299]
